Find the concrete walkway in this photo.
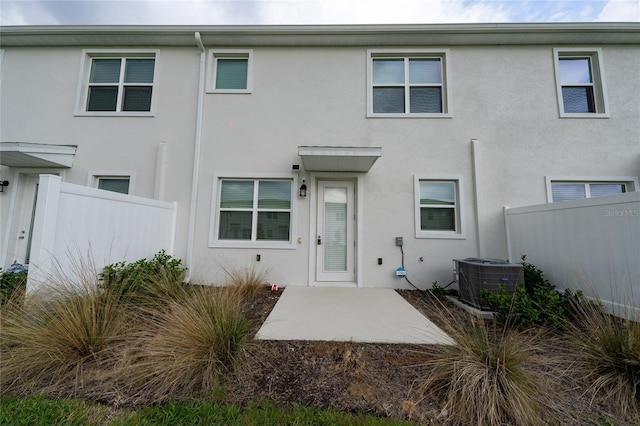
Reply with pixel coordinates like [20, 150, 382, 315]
[255, 287, 454, 344]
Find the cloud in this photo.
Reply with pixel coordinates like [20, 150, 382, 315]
[596, 0, 640, 21]
[0, 0, 637, 26]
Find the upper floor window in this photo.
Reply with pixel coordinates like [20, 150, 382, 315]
[368, 49, 451, 118]
[553, 48, 608, 118]
[414, 175, 465, 239]
[76, 50, 159, 116]
[546, 176, 637, 202]
[208, 50, 253, 93]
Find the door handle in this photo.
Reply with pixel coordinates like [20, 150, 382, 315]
[317, 236, 322, 245]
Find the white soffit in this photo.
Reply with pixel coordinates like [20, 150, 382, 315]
[298, 146, 382, 172]
[0, 142, 77, 168]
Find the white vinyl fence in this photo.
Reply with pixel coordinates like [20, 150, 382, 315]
[27, 175, 177, 292]
[505, 191, 640, 316]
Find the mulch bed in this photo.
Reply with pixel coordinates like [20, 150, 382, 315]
[225, 287, 636, 425]
[3, 287, 636, 425]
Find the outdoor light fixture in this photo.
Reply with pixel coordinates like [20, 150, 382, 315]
[299, 179, 307, 197]
[0, 181, 8, 193]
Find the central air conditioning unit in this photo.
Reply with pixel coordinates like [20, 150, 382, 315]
[453, 258, 524, 311]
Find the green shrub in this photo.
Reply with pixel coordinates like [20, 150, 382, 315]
[481, 256, 566, 329]
[100, 250, 186, 303]
[0, 268, 27, 306]
[430, 281, 448, 298]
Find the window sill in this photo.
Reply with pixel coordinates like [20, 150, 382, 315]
[206, 89, 252, 94]
[209, 240, 296, 249]
[559, 112, 609, 119]
[415, 231, 466, 240]
[74, 111, 156, 117]
[368, 113, 452, 119]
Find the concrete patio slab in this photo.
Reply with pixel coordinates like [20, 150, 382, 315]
[255, 286, 454, 344]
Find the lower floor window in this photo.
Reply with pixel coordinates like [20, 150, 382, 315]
[551, 182, 626, 202]
[97, 176, 130, 194]
[217, 179, 292, 242]
[415, 175, 465, 239]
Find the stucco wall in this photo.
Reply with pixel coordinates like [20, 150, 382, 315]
[1, 39, 638, 289]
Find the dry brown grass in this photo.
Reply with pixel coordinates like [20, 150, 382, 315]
[569, 297, 640, 420]
[415, 302, 548, 426]
[119, 286, 251, 403]
[0, 281, 129, 394]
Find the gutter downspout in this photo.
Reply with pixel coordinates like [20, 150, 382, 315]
[470, 138, 485, 257]
[184, 31, 206, 283]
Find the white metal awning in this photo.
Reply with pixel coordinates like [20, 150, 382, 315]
[298, 146, 382, 172]
[0, 142, 77, 168]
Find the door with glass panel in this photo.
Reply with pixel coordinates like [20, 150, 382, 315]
[316, 181, 355, 282]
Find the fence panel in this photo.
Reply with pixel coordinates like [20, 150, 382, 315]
[505, 192, 639, 316]
[27, 175, 177, 292]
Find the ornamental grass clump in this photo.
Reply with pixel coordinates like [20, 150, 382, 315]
[0, 280, 128, 393]
[219, 262, 270, 298]
[123, 285, 251, 402]
[569, 297, 640, 418]
[419, 312, 545, 426]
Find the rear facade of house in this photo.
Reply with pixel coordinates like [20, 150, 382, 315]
[1, 24, 638, 289]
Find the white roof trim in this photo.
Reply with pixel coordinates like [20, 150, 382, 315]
[298, 146, 382, 172]
[0, 142, 77, 168]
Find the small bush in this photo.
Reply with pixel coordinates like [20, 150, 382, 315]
[430, 281, 448, 298]
[569, 298, 640, 418]
[122, 286, 251, 402]
[100, 250, 186, 304]
[419, 313, 545, 425]
[481, 255, 566, 329]
[0, 268, 27, 306]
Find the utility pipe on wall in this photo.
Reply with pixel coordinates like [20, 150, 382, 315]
[154, 140, 168, 200]
[184, 31, 206, 283]
[470, 138, 485, 257]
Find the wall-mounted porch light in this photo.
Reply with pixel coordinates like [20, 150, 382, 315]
[0, 180, 9, 193]
[299, 179, 307, 198]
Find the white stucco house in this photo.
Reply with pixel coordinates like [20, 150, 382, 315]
[1, 23, 639, 289]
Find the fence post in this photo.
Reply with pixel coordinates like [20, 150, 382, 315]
[26, 174, 62, 293]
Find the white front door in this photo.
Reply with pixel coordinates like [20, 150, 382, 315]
[316, 180, 355, 283]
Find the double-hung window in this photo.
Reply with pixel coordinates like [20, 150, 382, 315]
[415, 175, 465, 239]
[553, 48, 608, 117]
[212, 178, 293, 246]
[546, 177, 637, 202]
[76, 50, 158, 116]
[208, 50, 253, 93]
[368, 49, 450, 117]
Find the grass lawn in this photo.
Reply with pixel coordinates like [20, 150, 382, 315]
[0, 396, 417, 425]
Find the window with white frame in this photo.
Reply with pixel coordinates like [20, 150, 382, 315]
[547, 178, 636, 203]
[76, 50, 158, 115]
[214, 178, 292, 243]
[97, 177, 130, 194]
[208, 50, 253, 93]
[368, 49, 450, 117]
[553, 48, 608, 117]
[415, 176, 465, 238]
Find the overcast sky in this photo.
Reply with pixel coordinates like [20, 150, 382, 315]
[1, 0, 638, 26]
